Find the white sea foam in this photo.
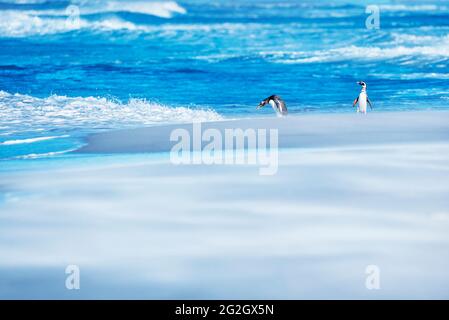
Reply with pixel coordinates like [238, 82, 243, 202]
[265, 42, 449, 64]
[0, 91, 223, 130]
[0, 13, 248, 37]
[0, 135, 69, 146]
[371, 73, 449, 80]
[3, 1, 186, 17]
[379, 4, 445, 12]
[0, 0, 48, 3]
[0, 1, 447, 38]
[188, 32, 449, 64]
[102, 0, 186, 18]
[21, 1, 187, 18]
[12, 149, 77, 159]
[0, 1, 187, 36]
[390, 33, 449, 45]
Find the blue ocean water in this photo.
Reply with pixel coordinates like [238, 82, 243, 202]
[0, 0, 449, 161]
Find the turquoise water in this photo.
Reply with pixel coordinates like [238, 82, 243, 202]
[0, 0, 449, 161]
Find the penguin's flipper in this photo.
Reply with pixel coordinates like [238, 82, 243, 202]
[352, 97, 359, 107]
[367, 97, 373, 109]
[278, 100, 287, 114]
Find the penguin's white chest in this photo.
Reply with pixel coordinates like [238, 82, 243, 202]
[269, 100, 282, 117]
[269, 100, 277, 112]
[358, 91, 367, 113]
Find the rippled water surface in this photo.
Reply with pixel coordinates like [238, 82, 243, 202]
[1, 0, 449, 159]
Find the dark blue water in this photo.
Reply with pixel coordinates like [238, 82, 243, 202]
[1, 0, 449, 160]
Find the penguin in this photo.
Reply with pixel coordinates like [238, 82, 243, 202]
[257, 95, 288, 116]
[353, 81, 373, 114]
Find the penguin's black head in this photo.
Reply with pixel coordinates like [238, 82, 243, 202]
[257, 96, 273, 109]
[357, 81, 367, 88]
[257, 100, 267, 109]
[258, 95, 279, 108]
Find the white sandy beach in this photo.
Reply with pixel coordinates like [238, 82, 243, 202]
[0, 111, 449, 299]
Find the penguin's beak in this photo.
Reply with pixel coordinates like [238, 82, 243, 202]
[257, 102, 265, 109]
[357, 81, 362, 85]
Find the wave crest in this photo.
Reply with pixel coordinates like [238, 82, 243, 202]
[0, 91, 223, 130]
[0, 135, 69, 145]
[102, 0, 186, 18]
[0, 1, 187, 36]
[262, 41, 449, 64]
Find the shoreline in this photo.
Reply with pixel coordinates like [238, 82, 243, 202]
[76, 111, 449, 154]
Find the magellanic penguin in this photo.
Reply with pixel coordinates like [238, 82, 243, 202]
[257, 95, 288, 116]
[353, 81, 373, 114]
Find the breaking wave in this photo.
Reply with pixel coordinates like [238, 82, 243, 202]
[0, 12, 149, 36]
[379, 4, 447, 12]
[0, 91, 223, 131]
[1, 0, 186, 17]
[261, 41, 449, 64]
[0, 135, 69, 145]
[0, 16, 254, 37]
[0, 0, 187, 37]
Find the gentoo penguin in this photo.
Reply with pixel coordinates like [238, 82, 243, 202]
[257, 95, 288, 116]
[353, 81, 373, 114]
